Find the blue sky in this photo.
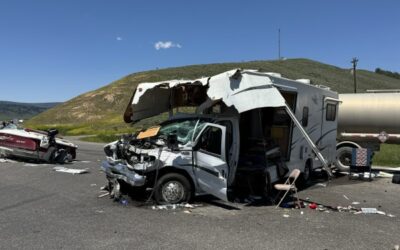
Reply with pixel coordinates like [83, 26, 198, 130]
[0, 0, 399, 102]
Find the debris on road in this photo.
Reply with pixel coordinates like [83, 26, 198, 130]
[98, 192, 109, 198]
[151, 203, 199, 211]
[0, 158, 17, 163]
[360, 208, 378, 214]
[315, 183, 327, 188]
[24, 163, 40, 167]
[53, 166, 88, 175]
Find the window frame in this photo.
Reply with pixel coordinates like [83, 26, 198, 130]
[326, 103, 337, 121]
[302, 106, 309, 127]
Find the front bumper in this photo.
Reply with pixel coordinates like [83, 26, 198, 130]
[101, 160, 146, 187]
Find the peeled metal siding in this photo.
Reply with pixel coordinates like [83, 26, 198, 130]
[338, 93, 400, 134]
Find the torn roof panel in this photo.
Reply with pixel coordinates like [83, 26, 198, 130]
[124, 69, 286, 123]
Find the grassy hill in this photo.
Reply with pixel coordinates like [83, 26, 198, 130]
[0, 101, 61, 121]
[26, 58, 400, 136]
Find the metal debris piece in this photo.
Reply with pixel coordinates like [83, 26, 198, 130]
[53, 166, 88, 174]
[98, 192, 109, 198]
[315, 183, 327, 188]
[343, 195, 350, 200]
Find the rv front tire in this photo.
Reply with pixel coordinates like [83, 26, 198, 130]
[154, 173, 192, 204]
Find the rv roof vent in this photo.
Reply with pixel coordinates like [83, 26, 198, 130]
[315, 85, 331, 90]
[296, 79, 311, 84]
[265, 72, 282, 78]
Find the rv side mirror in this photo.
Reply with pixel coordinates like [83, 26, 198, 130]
[167, 134, 179, 151]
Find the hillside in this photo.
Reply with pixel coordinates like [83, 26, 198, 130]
[0, 101, 61, 121]
[26, 58, 400, 136]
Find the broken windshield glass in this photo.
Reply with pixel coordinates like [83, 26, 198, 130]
[158, 119, 207, 145]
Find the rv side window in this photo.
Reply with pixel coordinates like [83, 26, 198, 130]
[302, 107, 309, 127]
[198, 126, 222, 156]
[326, 104, 336, 121]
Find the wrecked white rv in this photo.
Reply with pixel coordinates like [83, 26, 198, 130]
[101, 69, 339, 204]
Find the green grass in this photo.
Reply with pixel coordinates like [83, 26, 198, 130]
[373, 144, 400, 167]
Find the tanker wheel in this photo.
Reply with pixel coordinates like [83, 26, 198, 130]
[336, 146, 353, 172]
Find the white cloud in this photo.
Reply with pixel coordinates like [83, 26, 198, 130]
[116, 37, 122, 41]
[154, 41, 182, 50]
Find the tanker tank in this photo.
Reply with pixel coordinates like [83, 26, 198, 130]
[338, 92, 400, 143]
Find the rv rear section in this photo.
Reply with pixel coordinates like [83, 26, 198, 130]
[101, 69, 339, 204]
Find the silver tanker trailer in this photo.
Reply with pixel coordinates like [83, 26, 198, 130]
[336, 91, 400, 171]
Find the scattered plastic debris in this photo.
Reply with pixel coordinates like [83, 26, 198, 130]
[90, 184, 97, 187]
[360, 207, 377, 214]
[95, 210, 104, 214]
[53, 166, 88, 174]
[309, 203, 317, 209]
[0, 158, 17, 163]
[24, 163, 39, 167]
[283, 214, 290, 218]
[120, 199, 129, 206]
[151, 203, 200, 210]
[394, 245, 399, 250]
[387, 214, 396, 218]
[352, 201, 360, 205]
[315, 183, 327, 188]
[343, 195, 350, 200]
[183, 210, 191, 214]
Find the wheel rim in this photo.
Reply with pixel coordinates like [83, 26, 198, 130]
[161, 181, 184, 203]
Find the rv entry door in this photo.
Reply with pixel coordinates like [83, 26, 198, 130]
[193, 123, 228, 202]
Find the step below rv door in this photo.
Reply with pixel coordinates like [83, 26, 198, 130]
[193, 123, 228, 202]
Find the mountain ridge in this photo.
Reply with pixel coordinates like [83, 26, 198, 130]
[26, 58, 400, 135]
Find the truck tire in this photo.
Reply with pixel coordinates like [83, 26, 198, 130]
[154, 173, 192, 204]
[336, 146, 353, 172]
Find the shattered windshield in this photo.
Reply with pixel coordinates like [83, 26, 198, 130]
[158, 118, 207, 145]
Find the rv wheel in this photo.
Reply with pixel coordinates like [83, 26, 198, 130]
[154, 173, 192, 205]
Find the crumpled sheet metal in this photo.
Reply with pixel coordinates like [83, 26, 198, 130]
[126, 69, 286, 123]
[101, 160, 146, 186]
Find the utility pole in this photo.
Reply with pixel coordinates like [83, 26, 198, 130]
[351, 57, 358, 93]
[278, 28, 281, 60]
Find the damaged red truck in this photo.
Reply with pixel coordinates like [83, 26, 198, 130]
[101, 69, 340, 204]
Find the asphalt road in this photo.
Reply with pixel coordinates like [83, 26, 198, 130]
[0, 139, 399, 250]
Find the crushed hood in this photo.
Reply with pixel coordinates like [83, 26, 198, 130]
[124, 69, 286, 123]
